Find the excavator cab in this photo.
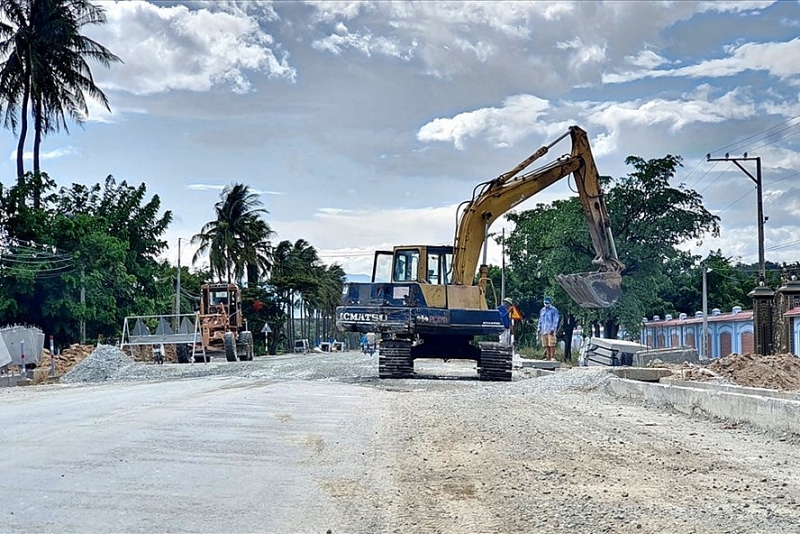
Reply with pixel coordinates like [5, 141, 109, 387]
[372, 247, 454, 286]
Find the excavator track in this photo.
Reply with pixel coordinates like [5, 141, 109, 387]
[378, 339, 414, 379]
[478, 342, 512, 382]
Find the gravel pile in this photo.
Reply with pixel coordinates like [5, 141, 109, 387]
[514, 367, 613, 395]
[61, 345, 135, 383]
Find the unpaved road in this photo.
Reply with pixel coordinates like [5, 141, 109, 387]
[1, 351, 799, 533]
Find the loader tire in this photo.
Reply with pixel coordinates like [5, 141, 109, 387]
[224, 332, 237, 362]
[238, 331, 254, 361]
[478, 342, 512, 382]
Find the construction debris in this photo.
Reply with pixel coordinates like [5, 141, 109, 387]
[678, 353, 800, 392]
[41, 344, 96, 375]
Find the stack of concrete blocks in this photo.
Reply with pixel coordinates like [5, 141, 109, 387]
[0, 325, 45, 371]
[580, 337, 699, 367]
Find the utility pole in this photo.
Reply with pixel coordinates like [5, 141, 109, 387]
[174, 238, 182, 330]
[702, 263, 710, 359]
[706, 153, 765, 280]
[708, 152, 774, 355]
[80, 266, 86, 344]
[501, 228, 506, 301]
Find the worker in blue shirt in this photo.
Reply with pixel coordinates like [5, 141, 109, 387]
[498, 297, 513, 346]
[538, 296, 560, 361]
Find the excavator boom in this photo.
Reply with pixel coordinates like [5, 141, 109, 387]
[451, 125, 624, 308]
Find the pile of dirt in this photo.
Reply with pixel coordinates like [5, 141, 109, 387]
[709, 353, 800, 391]
[41, 344, 95, 375]
[679, 353, 800, 391]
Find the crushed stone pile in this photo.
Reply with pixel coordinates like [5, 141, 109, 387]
[61, 345, 135, 384]
[42, 344, 95, 375]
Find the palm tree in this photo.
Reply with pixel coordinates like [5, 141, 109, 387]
[270, 239, 320, 347]
[0, 0, 120, 207]
[312, 263, 346, 342]
[191, 183, 274, 283]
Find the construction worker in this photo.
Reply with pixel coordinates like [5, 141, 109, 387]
[498, 297, 513, 346]
[538, 296, 560, 361]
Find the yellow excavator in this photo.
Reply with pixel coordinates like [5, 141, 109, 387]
[336, 125, 624, 380]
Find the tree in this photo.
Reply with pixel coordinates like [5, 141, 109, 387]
[0, 0, 120, 207]
[0, 174, 172, 346]
[269, 239, 320, 351]
[191, 183, 274, 283]
[505, 154, 720, 358]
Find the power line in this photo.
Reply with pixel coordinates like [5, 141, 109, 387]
[697, 162, 734, 195]
[716, 188, 754, 215]
[709, 114, 800, 156]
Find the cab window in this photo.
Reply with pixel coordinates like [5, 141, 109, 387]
[394, 250, 420, 282]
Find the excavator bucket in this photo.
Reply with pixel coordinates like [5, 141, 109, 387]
[556, 271, 622, 308]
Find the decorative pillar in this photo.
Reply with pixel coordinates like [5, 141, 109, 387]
[773, 276, 800, 354]
[748, 283, 775, 355]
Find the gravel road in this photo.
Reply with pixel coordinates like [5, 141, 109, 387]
[2, 349, 799, 533]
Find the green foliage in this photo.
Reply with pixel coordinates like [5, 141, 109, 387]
[191, 183, 274, 283]
[504, 154, 721, 348]
[0, 175, 172, 346]
[0, 0, 120, 192]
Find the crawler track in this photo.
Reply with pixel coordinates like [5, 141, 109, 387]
[478, 342, 512, 381]
[378, 339, 414, 378]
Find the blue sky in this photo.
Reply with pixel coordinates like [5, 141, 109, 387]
[3, 1, 800, 277]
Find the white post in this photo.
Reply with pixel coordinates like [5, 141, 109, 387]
[702, 264, 709, 359]
[174, 238, 182, 330]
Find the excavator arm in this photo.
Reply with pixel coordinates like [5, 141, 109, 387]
[451, 125, 625, 308]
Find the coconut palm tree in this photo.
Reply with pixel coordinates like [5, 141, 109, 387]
[270, 239, 320, 347]
[191, 183, 274, 283]
[0, 0, 120, 207]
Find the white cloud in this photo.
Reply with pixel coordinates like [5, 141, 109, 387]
[417, 94, 555, 150]
[605, 37, 800, 84]
[187, 184, 225, 192]
[698, 1, 777, 14]
[586, 87, 757, 133]
[311, 23, 415, 60]
[88, 2, 296, 96]
[625, 49, 669, 69]
[12, 146, 79, 161]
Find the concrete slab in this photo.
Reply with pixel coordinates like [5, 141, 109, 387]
[607, 377, 800, 435]
[518, 359, 561, 370]
[633, 347, 700, 367]
[608, 367, 674, 382]
[0, 374, 25, 387]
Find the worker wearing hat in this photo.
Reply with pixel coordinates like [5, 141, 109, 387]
[498, 296, 514, 346]
[538, 296, 560, 361]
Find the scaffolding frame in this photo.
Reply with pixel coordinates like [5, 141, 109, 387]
[119, 313, 206, 363]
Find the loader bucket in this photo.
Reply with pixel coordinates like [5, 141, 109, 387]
[556, 271, 622, 308]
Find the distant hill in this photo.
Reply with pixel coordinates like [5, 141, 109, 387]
[345, 273, 371, 283]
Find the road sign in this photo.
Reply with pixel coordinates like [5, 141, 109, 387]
[509, 305, 523, 321]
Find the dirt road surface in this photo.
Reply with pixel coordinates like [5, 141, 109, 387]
[2, 351, 799, 533]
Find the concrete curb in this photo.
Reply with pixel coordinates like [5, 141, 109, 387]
[660, 378, 800, 402]
[606, 377, 800, 435]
